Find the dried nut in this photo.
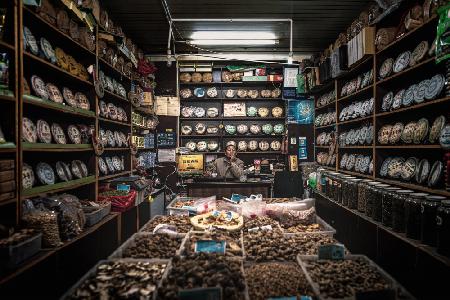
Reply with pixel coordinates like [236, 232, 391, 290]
[122, 233, 183, 259]
[243, 216, 282, 232]
[141, 215, 192, 233]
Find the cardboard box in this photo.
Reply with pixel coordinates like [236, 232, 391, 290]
[347, 27, 375, 66]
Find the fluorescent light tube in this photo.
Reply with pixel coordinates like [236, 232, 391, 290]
[191, 31, 276, 40]
[190, 39, 278, 45]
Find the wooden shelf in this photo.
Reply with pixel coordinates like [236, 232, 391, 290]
[315, 101, 336, 111]
[99, 58, 132, 81]
[0, 40, 15, 51]
[376, 15, 438, 55]
[99, 171, 131, 181]
[315, 123, 336, 130]
[222, 98, 283, 101]
[376, 178, 450, 197]
[307, 80, 335, 95]
[23, 52, 93, 86]
[103, 147, 130, 151]
[98, 117, 131, 127]
[0, 94, 15, 102]
[315, 145, 331, 149]
[0, 143, 16, 152]
[336, 55, 373, 80]
[376, 57, 435, 86]
[23, 6, 95, 57]
[339, 146, 373, 149]
[103, 90, 129, 103]
[238, 151, 283, 154]
[132, 124, 154, 130]
[0, 198, 17, 206]
[23, 95, 96, 118]
[318, 165, 336, 171]
[222, 134, 283, 138]
[376, 96, 450, 117]
[338, 115, 373, 126]
[337, 84, 373, 102]
[180, 81, 282, 85]
[180, 135, 222, 138]
[376, 145, 442, 149]
[338, 169, 374, 179]
[180, 117, 284, 121]
[22, 143, 93, 151]
[21, 175, 96, 198]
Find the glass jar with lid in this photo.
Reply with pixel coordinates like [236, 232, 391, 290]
[357, 180, 375, 213]
[337, 175, 353, 204]
[365, 182, 382, 218]
[392, 189, 414, 232]
[348, 179, 364, 209]
[372, 184, 391, 222]
[382, 187, 401, 227]
[421, 195, 446, 246]
[437, 200, 450, 258]
[405, 193, 429, 239]
[341, 176, 356, 207]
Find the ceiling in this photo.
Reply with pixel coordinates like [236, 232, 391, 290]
[102, 0, 372, 55]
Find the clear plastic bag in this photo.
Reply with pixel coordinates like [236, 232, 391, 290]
[241, 200, 267, 218]
[193, 196, 217, 214]
[216, 200, 242, 215]
[266, 205, 317, 228]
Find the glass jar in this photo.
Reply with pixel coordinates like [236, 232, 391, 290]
[348, 179, 363, 209]
[392, 189, 414, 232]
[357, 180, 375, 213]
[341, 176, 356, 207]
[381, 187, 401, 227]
[421, 196, 446, 246]
[372, 184, 391, 222]
[437, 200, 450, 258]
[405, 193, 429, 239]
[365, 182, 382, 218]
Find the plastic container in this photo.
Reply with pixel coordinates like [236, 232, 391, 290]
[297, 254, 415, 300]
[437, 200, 450, 258]
[0, 233, 42, 269]
[167, 196, 199, 215]
[381, 187, 401, 228]
[109, 232, 186, 259]
[282, 216, 336, 237]
[84, 202, 111, 227]
[392, 190, 414, 232]
[421, 196, 445, 247]
[405, 193, 429, 240]
[61, 258, 171, 300]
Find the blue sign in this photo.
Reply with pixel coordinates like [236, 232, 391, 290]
[287, 100, 314, 124]
[299, 147, 308, 160]
[318, 244, 345, 260]
[116, 184, 130, 192]
[194, 240, 226, 254]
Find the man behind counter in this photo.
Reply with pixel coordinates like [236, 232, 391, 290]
[211, 144, 244, 179]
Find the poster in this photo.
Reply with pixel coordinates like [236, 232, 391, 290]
[287, 99, 314, 124]
[178, 154, 204, 173]
[283, 67, 299, 88]
[158, 148, 176, 162]
[155, 96, 180, 116]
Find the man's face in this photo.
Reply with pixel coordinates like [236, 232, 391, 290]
[225, 146, 236, 159]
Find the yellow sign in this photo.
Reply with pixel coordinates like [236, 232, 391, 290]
[178, 154, 204, 173]
[289, 155, 299, 171]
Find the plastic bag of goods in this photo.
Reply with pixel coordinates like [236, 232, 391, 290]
[266, 205, 317, 228]
[192, 195, 217, 214]
[98, 190, 137, 212]
[241, 200, 267, 218]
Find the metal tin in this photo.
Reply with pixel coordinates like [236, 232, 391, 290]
[31, 75, 49, 99]
[429, 115, 446, 144]
[67, 125, 81, 144]
[40, 37, 56, 64]
[51, 123, 67, 144]
[401, 157, 418, 181]
[36, 162, 55, 185]
[36, 119, 52, 144]
[413, 118, 429, 144]
[379, 58, 394, 79]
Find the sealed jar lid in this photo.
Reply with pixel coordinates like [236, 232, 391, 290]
[410, 192, 429, 199]
[397, 189, 414, 194]
[440, 200, 450, 207]
[424, 195, 446, 202]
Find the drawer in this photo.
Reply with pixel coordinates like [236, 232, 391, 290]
[0, 160, 14, 171]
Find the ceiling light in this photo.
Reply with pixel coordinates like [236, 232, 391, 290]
[191, 31, 276, 40]
[190, 39, 278, 45]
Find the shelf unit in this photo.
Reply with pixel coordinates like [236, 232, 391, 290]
[178, 61, 286, 163]
[311, 2, 448, 195]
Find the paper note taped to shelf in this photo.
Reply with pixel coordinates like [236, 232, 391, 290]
[155, 96, 180, 116]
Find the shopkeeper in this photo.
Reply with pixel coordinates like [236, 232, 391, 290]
[211, 144, 244, 179]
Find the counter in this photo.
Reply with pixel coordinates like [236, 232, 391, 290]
[185, 181, 272, 199]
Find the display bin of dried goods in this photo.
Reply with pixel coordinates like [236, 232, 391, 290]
[139, 215, 193, 234]
[263, 197, 301, 204]
[243, 261, 314, 300]
[282, 216, 336, 237]
[98, 190, 137, 212]
[83, 202, 111, 227]
[181, 230, 245, 259]
[109, 232, 186, 259]
[297, 255, 415, 300]
[0, 233, 42, 269]
[61, 258, 171, 300]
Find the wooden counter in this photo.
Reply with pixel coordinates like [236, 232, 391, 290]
[186, 181, 272, 199]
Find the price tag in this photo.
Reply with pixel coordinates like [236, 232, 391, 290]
[194, 240, 226, 254]
[179, 287, 222, 300]
[116, 184, 130, 192]
[318, 244, 345, 260]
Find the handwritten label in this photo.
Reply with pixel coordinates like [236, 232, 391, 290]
[179, 287, 222, 300]
[194, 240, 226, 254]
[318, 244, 345, 260]
[116, 184, 130, 192]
